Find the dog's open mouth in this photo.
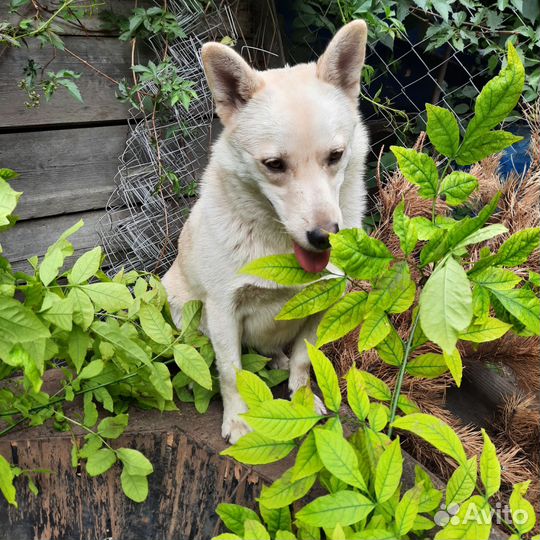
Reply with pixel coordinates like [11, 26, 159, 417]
[293, 242, 330, 274]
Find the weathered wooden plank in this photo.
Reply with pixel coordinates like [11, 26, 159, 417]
[1, 209, 105, 272]
[0, 125, 128, 220]
[0, 36, 135, 128]
[0, 402, 272, 540]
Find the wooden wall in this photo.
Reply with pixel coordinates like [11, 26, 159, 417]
[0, 1, 139, 271]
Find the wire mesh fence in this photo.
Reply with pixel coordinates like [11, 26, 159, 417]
[99, 0, 283, 276]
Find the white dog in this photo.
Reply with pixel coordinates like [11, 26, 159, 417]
[162, 21, 369, 443]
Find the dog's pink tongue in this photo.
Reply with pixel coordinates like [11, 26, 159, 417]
[293, 242, 330, 273]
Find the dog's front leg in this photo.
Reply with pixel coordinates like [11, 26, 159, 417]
[205, 299, 251, 443]
[288, 314, 327, 415]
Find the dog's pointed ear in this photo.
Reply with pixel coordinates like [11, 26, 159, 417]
[317, 20, 368, 100]
[202, 43, 263, 123]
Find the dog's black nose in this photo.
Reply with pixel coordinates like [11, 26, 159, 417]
[307, 223, 339, 250]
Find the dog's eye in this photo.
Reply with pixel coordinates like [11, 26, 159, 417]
[328, 149, 343, 165]
[263, 158, 286, 172]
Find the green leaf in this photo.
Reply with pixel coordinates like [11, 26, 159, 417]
[69, 288, 94, 331]
[181, 300, 203, 334]
[276, 278, 346, 320]
[173, 344, 212, 389]
[0, 296, 50, 343]
[455, 224, 508, 249]
[367, 262, 415, 315]
[444, 348, 463, 387]
[348, 530, 395, 540]
[86, 448, 117, 477]
[296, 490, 375, 528]
[0, 178, 22, 227]
[375, 325, 404, 367]
[390, 147, 438, 199]
[68, 246, 101, 284]
[313, 428, 367, 491]
[459, 317, 511, 342]
[421, 194, 500, 266]
[91, 321, 150, 366]
[509, 481, 536, 535]
[117, 448, 153, 476]
[392, 413, 467, 466]
[58, 79, 83, 102]
[260, 468, 317, 509]
[346, 367, 370, 421]
[426, 104, 460, 158]
[39, 220, 83, 285]
[470, 267, 521, 291]
[439, 172, 478, 206]
[237, 370, 273, 409]
[221, 432, 295, 465]
[494, 228, 540, 267]
[357, 371, 391, 401]
[446, 457, 477, 507]
[41, 295, 73, 332]
[97, 414, 129, 439]
[456, 131, 523, 166]
[243, 520, 270, 540]
[241, 353, 270, 372]
[149, 362, 173, 401]
[406, 353, 449, 379]
[260, 504, 292, 536]
[375, 438, 402, 503]
[393, 201, 418, 255]
[68, 325, 91, 372]
[358, 309, 391, 352]
[472, 285, 490, 322]
[138, 303, 173, 345]
[490, 288, 540, 334]
[80, 282, 133, 312]
[329, 229, 393, 280]
[216, 504, 260, 536]
[242, 400, 322, 441]
[291, 431, 323, 481]
[316, 292, 367, 347]
[0, 454, 17, 507]
[479, 429, 500, 497]
[462, 42, 524, 143]
[419, 257, 472, 354]
[368, 402, 388, 432]
[395, 484, 423, 536]
[239, 254, 324, 285]
[306, 343, 341, 412]
[120, 469, 148, 502]
[78, 359, 104, 380]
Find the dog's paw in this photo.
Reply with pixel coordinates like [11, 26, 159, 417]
[270, 351, 290, 370]
[222, 414, 251, 444]
[222, 397, 251, 444]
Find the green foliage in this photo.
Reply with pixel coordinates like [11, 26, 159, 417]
[218, 46, 538, 539]
[0, 169, 284, 506]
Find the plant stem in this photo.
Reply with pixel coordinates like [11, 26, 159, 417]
[431, 159, 452, 223]
[61, 414, 114, 450]
[387, 311, 420, 437]
[18, 0, 76, 38]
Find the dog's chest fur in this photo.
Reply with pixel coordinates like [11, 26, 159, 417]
[234, 284, 306, 353]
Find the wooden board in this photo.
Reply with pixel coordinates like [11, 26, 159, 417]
[0, 37, 135, 128]
[1, 210, 105, 272]
[0, 125, 128, 220]
[0, 402, 273, 540]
